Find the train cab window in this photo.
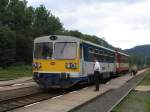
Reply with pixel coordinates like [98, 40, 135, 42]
[54, 42, 77, 59]
[34, 42, 53, 59]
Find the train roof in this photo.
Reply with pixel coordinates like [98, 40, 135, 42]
[118, 51, 129, 57]
[34, 35, 115, 52]
[34, 35, 129, 55]
[34, 35, 81, 43]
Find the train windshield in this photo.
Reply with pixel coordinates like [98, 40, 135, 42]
[34, 42, 53, 59]
[54, 42, 77, 59]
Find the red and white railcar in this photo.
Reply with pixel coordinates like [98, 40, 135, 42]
[115, 51, 130, 74]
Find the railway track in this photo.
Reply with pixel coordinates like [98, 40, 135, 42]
[0, 82, 91, 112]
[0, 84, 41, 102]
[0, 92, 62, 112]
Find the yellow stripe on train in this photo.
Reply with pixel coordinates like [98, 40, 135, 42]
[33, 59, 80, 72]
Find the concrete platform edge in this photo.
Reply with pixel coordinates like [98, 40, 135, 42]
[68, 89, 112, 112]
[69, 69, 150, 112]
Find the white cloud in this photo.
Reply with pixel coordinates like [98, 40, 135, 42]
[27, 0, 150, 49]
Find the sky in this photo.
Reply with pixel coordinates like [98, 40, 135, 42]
[27, 0, 150, 49]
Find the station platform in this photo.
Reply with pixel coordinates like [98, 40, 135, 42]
[10, 69, 148, 112]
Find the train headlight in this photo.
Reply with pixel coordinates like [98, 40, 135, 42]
[71, 63, 77, 69]
[32, 62, 37, 68]
[32, 62, 42, 69]
[65, 63, 71, 69]
[65, 63, 77, 69]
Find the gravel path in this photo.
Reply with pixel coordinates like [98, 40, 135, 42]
[71, 72, 148, 112]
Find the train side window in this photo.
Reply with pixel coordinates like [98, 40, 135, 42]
[100, 55, 104, 62]
[80, 44, 82, 59]
[99, 49, 103, 55]
[103, 50, 107, 56]
[89, 47, 94, 53]
[95, 49, 98, 54]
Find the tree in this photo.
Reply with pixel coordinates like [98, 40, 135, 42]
[0, 0, 10, 26]
[5, 0, 34, 63]
[0, 0, 63, 66]
[33, 5, 63, 37]
[16, 34, 33, 64]
[0, 0, 117, 68]
[0, 26, 16, 68]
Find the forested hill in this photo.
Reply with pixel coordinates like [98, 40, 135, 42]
[125, 45, 150, 56]
[123, 45, 150, 66]
[0, 0, 114, 68]
[1, 0, 148, 68]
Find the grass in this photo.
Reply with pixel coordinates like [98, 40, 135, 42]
[0, 65, 32, 80]
[113, 72, 150, 112]
[113, 91, 150, 112]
